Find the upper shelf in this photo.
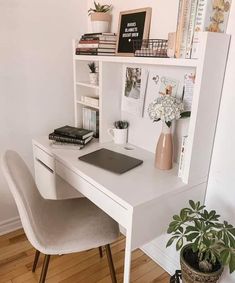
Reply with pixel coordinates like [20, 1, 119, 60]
[74, 55, 198, 68]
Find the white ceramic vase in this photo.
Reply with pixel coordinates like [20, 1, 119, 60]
[89, 73, 99, 85]
[90, 12, 111, 33]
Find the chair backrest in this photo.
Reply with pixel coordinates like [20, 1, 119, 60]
[1, 150, 45, 251]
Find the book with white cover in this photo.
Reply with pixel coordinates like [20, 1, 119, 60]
[179, 0, 193, 58]
[185, 0, 199, 58]
[178, 135, 188, 178]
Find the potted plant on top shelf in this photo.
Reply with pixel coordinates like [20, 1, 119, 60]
[166, 200, 235, 283]
[88, 1, 112, 33]
[88, 62, 98, 85]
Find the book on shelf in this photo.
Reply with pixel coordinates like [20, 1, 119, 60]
[49, 133, 93, 145]
[54, 125, 94, 139]
[76, 33, 117, 56]
[50, 141, 84, 150]
[185, 0, 198, 58]
[97, 48, 116, 53]
[191, 0, 231, 58]
[179, 0, 193, 58]
[178, 135, 188, 178]
[81, 96, 99, 107]
[82, 107, 99, 138]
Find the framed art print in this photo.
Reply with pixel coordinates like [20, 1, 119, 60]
[116, 8, 152, 56]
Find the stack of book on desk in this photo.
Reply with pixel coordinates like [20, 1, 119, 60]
[75, 32, 117, 56]
[49, 125, 94, 149]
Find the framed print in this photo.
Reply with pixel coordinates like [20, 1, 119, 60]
[116, 8, 152, 56]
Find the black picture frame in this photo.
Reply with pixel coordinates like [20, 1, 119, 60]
[116, 7, 152, 56]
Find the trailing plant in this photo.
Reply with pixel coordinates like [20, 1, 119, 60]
[88, 62, 97, 73]
[166, 200, 235, 273]
[88, 1, 112, 15]
[114, 120, 129, 129]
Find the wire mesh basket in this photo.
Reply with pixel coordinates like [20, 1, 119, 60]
[133, 39, 168, 58]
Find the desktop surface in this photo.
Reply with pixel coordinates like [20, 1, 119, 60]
[33, 136, 188, 209]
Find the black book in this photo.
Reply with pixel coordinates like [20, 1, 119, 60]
[49, 133, 93, 145]
[54, 125, 93, 139]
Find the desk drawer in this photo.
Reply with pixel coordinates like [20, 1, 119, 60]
[56, 161, 130, 228]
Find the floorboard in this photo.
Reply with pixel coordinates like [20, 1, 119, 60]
[0, 229, 170, 283]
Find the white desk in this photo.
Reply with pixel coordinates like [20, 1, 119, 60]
[32, 137, 206, 282]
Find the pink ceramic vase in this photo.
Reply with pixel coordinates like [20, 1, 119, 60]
[155, 123, 173, 170]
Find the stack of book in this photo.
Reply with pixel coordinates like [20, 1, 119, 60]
[82, 108, 99, 138]
[49, 125, 94, 149]
[75, 32, 117, 56]
[175, 0, 231, 59]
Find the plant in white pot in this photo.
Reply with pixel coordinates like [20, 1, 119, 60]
[88, 62, 98, 85]
[88, 1, 112, 33]
[167, 200, 235, 283]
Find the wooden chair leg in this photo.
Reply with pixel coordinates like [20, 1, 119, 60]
[99, 246, 103, 258]
[32, 250, 40, 272]
[39, 255, 51, 283]
[105, 244, 117, 283]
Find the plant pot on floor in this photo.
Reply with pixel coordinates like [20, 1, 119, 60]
[180, 245, 223, 283]
[90, 12, 111, 33]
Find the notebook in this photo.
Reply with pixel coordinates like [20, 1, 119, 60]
[78, 148, 143, 174]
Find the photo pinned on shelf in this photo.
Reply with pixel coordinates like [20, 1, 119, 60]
[122, 66, 149, 117]
[143, 73, 181, 119]
[158, 76, 179, 96]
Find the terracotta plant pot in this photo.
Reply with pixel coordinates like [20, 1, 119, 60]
[90, 12, 111, 33]
[180, 245, 224, 283]
[155, 123, 173, 170]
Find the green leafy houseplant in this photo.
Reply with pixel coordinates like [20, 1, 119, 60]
[88, 62, 97, 73]
[114, 120, 129, 129]
[166, 200, 235, 276]
[88, 1, 112, 15]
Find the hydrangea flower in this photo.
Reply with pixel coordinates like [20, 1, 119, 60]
[148, 94, 184, 126]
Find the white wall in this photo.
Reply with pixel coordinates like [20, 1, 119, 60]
[87, 0, 179, 38]
[205, 2, 235, 282]
[0, 0, 87, 233]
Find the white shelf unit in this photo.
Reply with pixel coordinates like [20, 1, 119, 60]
[73, 32, 230, 186]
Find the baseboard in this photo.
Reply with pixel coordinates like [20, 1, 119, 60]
[141, 240, 180, 276]
[0, 217, 22, 236]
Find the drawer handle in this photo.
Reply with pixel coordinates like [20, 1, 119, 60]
[35, 158, 54, 173]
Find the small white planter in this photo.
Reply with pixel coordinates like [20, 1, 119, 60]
[89, 73, 99, 85]
[90, 12, 111, 33]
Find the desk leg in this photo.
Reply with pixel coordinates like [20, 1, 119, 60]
[123, 230, 132, 283]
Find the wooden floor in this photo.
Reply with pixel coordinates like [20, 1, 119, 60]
[0, 229, 170, 283]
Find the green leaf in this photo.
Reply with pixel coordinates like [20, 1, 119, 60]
[166, 121, 172, 128]
[228, 233, 235, 249]
[180, 111, 191, 118]
[187, 232, 200, 242]
[229, 228, 235, 237]
[167, 225, 177, 234]
[195, 220, 202, 230]
[229, 253, 235, 273]
[189, 200, 196, 210]
[166, 236, 179, 248]
[221, 249, 231, 266]
[185, 226, 199, 234]
[173, 215, 181, 221]
[176, 238, 183, 251]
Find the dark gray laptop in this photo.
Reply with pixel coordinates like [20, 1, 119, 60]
[78, 148, 143, 174]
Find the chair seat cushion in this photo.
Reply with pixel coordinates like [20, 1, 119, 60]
[33, 198, 119, 255]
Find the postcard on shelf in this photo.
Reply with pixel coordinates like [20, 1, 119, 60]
[183, 72, 195, 111]
[143, 72, 182, 119]
[121, 66, 149, 117]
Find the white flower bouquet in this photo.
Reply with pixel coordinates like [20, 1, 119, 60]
[148, 94, 190, 127]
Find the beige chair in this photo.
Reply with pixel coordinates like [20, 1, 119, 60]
[1, 150, 119, 283]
